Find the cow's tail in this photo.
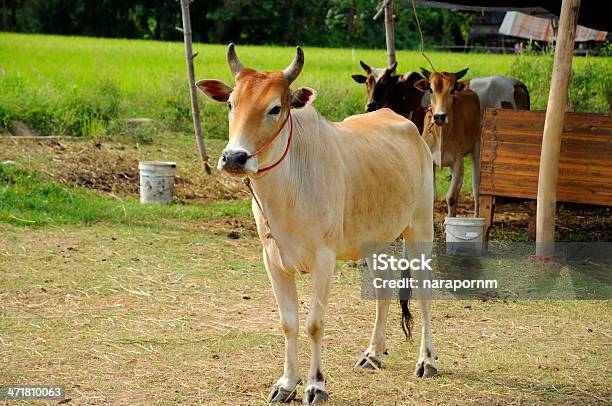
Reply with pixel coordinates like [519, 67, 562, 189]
[400, 299, 414, 340]
[399, 263, 414, 340]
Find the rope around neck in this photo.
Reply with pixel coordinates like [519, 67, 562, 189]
[242, 111, 294, 240]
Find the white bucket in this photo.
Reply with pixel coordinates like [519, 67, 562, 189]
[444, 217, 485, 256]
[138, 161, 177, 205]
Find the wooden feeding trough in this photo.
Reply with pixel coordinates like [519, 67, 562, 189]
[479, 108, 612, 241]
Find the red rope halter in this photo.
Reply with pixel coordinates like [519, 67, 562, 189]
[247, 111, 293, 173]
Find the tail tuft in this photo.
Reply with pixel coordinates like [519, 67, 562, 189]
[400, 299, 414, 341]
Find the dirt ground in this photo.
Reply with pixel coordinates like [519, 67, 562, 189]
[1, 136, 611, 404]
[1, 221, 610, 405]
[1, 136, 610, 242]
[0, 136, 249, 203]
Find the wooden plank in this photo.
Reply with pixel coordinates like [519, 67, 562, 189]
[480, 107, 612, 209]
[480, 173, 612, 206]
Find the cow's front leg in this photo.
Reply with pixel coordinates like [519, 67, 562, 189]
[264, 249, 301, 403]
[446, 159, 464, 217]
[303, 250, 334, 404]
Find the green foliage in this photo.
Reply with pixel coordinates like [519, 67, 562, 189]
[0, 34, 610, 140]
[0, 162, 250, 226]
[508, 53, 612, 112]
[3, 0, 471, 50]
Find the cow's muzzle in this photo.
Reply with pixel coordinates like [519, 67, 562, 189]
[433, 113, 447, 126]
[366, 102, 378, 112]
[220, 150, 249, 173]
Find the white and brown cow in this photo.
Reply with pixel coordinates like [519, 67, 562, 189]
[197, 45, 437, 404]
[415, 68, 482, 217]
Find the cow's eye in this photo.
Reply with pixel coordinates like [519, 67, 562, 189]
[450, 88, 455, 94]
[268, 106, 281, 115]
[227, 101, 232, 111]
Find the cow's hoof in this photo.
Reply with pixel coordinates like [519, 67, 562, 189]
[302, 386, 329, 404]
[355, 353, 382, 369]
[267, 385, 298, 403]
[414, 361, 437, 378]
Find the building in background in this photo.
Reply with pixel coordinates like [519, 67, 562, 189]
[415, 0, 609, 54]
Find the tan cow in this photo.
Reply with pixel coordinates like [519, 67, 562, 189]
[197, 45, 437, 404]
[415, 68, 481, 217]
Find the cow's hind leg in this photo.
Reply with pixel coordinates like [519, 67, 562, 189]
[355, 291, 390, 369]
[402, 202, 437, 378]
[264, 249, 301, 403]
[303, 249, 334, 404]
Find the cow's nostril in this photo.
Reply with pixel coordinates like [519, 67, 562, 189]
[223, 151, 249, 171]
[433, 114, 447, 122]
[236, 153, 248, 165]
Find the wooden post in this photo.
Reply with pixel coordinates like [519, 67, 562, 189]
[479, 195, 495, 243]
[384, 0, 396, 67]
[179, 0, 211, 174]
[535, 0, 580, 256]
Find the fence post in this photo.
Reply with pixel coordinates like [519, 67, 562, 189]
[535, 0, 580, 256]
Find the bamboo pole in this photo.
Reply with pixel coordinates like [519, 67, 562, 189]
[535, 0, 580, 256]
[384, 0, 396, 67]
[179, 0, 211, 174]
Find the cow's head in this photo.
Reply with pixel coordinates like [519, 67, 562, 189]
[196, 44, 316, 175]
[414, 67, 468, 126]
[351, 60, 399, 112]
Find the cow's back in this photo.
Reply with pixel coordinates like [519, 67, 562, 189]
[467, 75, 529, 117]
[333, 108, 432, 256]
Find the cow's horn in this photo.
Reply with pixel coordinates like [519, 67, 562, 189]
[227, 43, 244, 78]
[282, 46, 304, 84]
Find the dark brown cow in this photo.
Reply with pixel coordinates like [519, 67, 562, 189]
[351, 61, 428, 133]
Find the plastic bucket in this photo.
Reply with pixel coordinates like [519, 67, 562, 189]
[138, 161, 176, 205]
[444, 217, 485, 256]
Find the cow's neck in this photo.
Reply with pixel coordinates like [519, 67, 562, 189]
[247, 106, 324, 222]
[424, 108, 458, 168]
[385, 77, 427, 132]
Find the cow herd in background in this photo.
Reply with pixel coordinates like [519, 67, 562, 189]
[352, 60, 530, 217]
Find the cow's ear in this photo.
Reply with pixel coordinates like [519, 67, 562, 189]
[455, 67, 469, 80]
[455, 81, 466, 92]
[291, 87, 317, 108]
[420, 67, 431, 79]
[414, 79, 430, 92]
[196, 80, 232, 102]
[352, 74, 367, 84]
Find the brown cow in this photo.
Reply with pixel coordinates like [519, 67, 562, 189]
[414, 68, 481, 217]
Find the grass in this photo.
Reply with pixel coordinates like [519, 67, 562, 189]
[1, 220, 610, 405]
[1, 33, 610, 139]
